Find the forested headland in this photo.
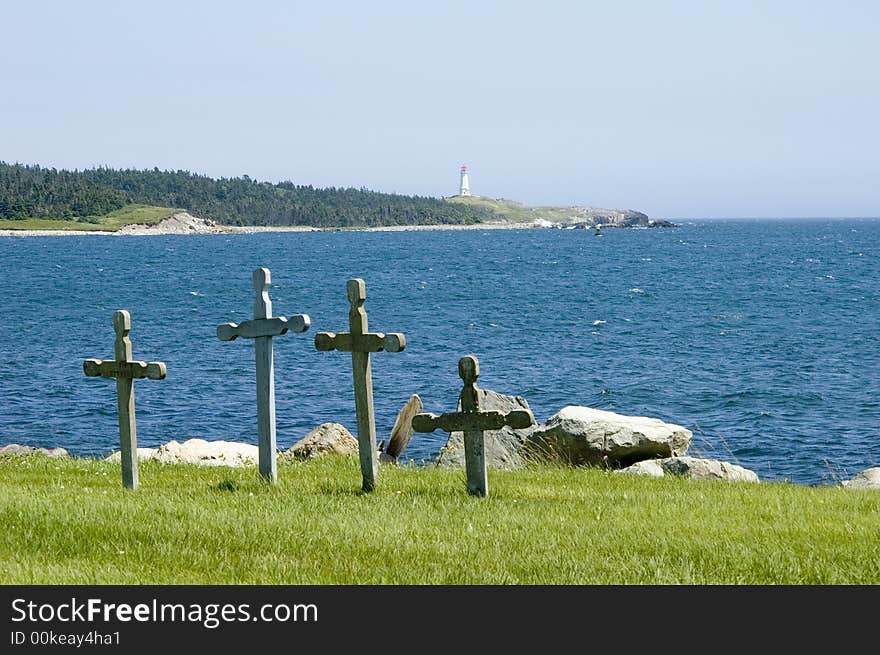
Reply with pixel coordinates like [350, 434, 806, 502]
[0, 162, 493, 227]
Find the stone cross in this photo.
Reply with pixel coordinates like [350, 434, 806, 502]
[412, 355, 534, 497]
[217, 267, 310, 483]
[83, 310, 166, 490]
[315, 278, 406, 492]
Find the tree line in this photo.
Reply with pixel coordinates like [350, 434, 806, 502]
[0, 162, 493, 227]
[0, 163, 127, 219]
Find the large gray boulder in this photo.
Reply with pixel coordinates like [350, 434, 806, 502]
[841, 467, 880, 490]
[619, 456, 759, 482]
[0, 443, 69, 458]
[283, 422, 359, 461]
[434, 389, 535, 470]
[526, 406, 691, 468]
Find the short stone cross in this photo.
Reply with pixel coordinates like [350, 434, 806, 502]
[83, 309, 167, 490]
[412, 355, 534, 497]
[315, 278, 406, 492]
[217, 267, 310, 483]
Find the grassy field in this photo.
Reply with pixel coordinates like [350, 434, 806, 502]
[2, 453, 878, 585]
[445, 195, 588, 224]
[0, 204, 179, 231]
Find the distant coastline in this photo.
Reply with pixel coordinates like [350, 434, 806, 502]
[1, 162, 667, 235]
[0, 220, 538, 238]
[0, 210, 676, 238]
[0, 208, 601, 238]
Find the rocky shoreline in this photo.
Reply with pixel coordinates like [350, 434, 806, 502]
[3, 397, 877, 490]
[0, 210, 675, 237]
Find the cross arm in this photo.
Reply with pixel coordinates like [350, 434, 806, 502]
[217, 314, 310, 341]
[412, 409, 534, 433]
[314, 331, 406, 353]
[379, 333, 406, 352]
[83, 358, 167, 380]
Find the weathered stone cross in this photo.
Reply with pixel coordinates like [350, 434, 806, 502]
[315, 278, 406, 492]
[217, 267, 310, 483]
[83, 310, 167, 490]
[412, 355, 534, 497]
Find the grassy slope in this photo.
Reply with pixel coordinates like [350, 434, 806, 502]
[0, 204, 179, 231]
[445, 195, 588, 224]
[2, 454, 879, 584]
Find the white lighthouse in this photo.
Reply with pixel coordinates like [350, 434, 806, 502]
[459, 164, 471, 196]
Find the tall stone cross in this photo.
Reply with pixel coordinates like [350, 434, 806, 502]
[217, 267, 310, 483]
[83, 310, 167, 490]
[315, 278, 406, 492]
[412, 355, 534, 497]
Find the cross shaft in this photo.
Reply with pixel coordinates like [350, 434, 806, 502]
[314, 278, 405, 492]
[82, 310, 166, 489]
[217, 267, 310, 483]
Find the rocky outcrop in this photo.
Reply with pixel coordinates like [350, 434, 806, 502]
[841, 467, 880, 490]
[434, 389, 535, 470]
[283, 423, 359, 461]
[526, 406, 691, 468]
[619, 456, 759, 482]
[115, 212, 231, 235]
[541, 207, 676, 229]
[106, 438, 258, 466]
[0, 443, 69, 458]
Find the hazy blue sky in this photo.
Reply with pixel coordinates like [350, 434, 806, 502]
[2, 1, 877, 218]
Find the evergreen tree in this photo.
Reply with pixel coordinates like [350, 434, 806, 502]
[0, 162, 492, 227]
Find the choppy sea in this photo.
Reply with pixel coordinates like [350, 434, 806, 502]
[1, 218, 878, 486]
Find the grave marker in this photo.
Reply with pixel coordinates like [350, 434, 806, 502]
[217, 267, 310, 482]
[315, 278, 406, 492]
[83, 310, 166, 490]
[412, 355, 534, 497]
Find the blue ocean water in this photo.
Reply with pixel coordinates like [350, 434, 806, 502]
[1, 218, 878, 486]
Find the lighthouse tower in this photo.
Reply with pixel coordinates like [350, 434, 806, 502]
[459, 164, 471, 196]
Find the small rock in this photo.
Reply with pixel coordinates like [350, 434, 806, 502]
[105, 439, 257, 467]
[105, 447, 158, 463]
[619, 456, 759, 482]
[153, 439, 258, 466]
[841, 467, 880, 490]
[621, 459, 665, 477]
[284, 423, 359, 461]
[0, 443, 69, 458]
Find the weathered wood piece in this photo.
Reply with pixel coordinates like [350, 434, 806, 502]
[217, 267, 310, 483]
[412, 355, 535, 497]
[381, 393, 423, 463]
[315, 278, 406, 492]
[83, 310, 166, 490]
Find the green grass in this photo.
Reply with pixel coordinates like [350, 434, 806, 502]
[1, 454, 878, 584]
[445, 195, 588, 224]
[0, 204, 179, 232]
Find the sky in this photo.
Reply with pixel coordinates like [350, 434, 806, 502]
[1, 1, 878, 218]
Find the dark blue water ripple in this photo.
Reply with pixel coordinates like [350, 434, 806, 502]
[1, 218, 879, 485]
